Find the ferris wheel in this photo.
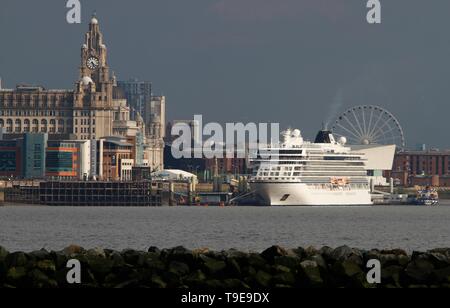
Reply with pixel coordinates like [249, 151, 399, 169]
[331, 105, 406, 149]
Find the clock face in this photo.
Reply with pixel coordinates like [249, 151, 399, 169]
[86, 56, 99, 70]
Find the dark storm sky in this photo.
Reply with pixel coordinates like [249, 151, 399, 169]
[0, 0, 449, 148]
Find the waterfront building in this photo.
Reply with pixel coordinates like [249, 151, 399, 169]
[0, 16, 168, 179]
[349, 144, 396, 186]
[390, 150, 450, 187]
[0, 16, 116, 140]
[0, 139, 22, 178]
[0, 133, 47, 179]
[113, 85, 163, 171]
[23, 133, 47, 179]
[98, 136, 134, 181]
[46, 140, 92, 180]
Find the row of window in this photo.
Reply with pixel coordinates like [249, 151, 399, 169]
[74, 118, 95, 126]
[0, 119, 70, 133]
[0, 110, 71, 117]
[74, 127, 95, 134]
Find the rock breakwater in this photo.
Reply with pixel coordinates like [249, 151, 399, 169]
[1, 245, 450, 288]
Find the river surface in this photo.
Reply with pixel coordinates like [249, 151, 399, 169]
[1, 202, 450, 252]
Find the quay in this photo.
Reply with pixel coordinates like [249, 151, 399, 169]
[2, 180, 163, 206]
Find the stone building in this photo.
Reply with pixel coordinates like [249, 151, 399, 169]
[0, 16, 115, 141]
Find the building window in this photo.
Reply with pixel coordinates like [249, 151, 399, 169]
[23, 119, 30, 132]
[49, 119, 56, 133]
[15, 119, 21, 132]
[32, 119, 39, 133]
[41, 119, 48, 133]
[6, 119, 13, 132]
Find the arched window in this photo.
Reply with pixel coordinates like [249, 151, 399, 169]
[24, 119, 30, 132]
[49, 119, 56, 133]
[15, 119, 22, 132]
[0, 119, 4, 128]
[6, 119, 13, 132]
[41, 119, 48, 133]
[32, 119, 39, 133]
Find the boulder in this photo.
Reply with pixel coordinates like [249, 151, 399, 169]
[273, 255, 301, 269]
[330, 246, 360, 262]
[247, 253, 266, 269]
[428, 248, 450, 258]
[47, 251, 67, 269]
[36, 260, 56, 273]
[292, 247, 307, 259]
[5, 252, 28, 268]
[148, 246, 161, 254]
[202, 256, 226, 275]
[318, 246, 334, 261]
[405, 258, 435, 283]
[168, 261, 190, 277]
[184, 270, 206, 287]
[380, 249, 408, 256]
[310, 254, 328, 271]
[62, 245, 85, 256]
[0, 246, 8, 260]
[165, 246, 196, 266]
[29, 269, 58, 288]
[428, 252, 450, 269]
[150, 275, 167, 288]
[304, 246, 319, 257]
[338, 260, 363, 277]
[86, 255, 114, 277]
[272, 264, 291, 274]
[86, 247, 106, 258]
[29, 249, 51, 261]
[272, 271, 296, 286]
[379, 254, 401, 267]
[261, 246, 291, 261]
[122, 249, 145, 266]
[381, 265, 404, 287]
[223, 249, 248, 261]
[109, 251, 125, 268]
[6, 267, 27, 284]
[226, 258, 242, 277]
[254, 270, 272, 287]
[300, 260, 323, 287]
[431, 266, 450, 284]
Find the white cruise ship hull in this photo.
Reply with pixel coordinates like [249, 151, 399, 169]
[250, 182, 373, 206]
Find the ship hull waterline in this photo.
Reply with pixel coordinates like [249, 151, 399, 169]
[250, 182, 373, 206]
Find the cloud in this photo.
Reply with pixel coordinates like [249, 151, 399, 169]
[209, 0, 353, 22]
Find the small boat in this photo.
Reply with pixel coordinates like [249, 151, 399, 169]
[412, 186, 439, 206]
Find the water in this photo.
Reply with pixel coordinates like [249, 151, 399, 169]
[1, 202, 450, 252]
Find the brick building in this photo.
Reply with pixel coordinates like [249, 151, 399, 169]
[390, 150, 450, 187]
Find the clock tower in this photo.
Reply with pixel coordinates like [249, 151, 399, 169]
[74, 14, 114, 140]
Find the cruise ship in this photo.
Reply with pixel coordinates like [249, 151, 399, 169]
[249, 128, 372, 206]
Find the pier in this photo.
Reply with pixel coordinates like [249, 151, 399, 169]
[3, 180, 163, 206]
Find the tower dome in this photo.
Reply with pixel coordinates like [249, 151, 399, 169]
[91, 16, 98, 25]
[81, 76, 94, 86]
